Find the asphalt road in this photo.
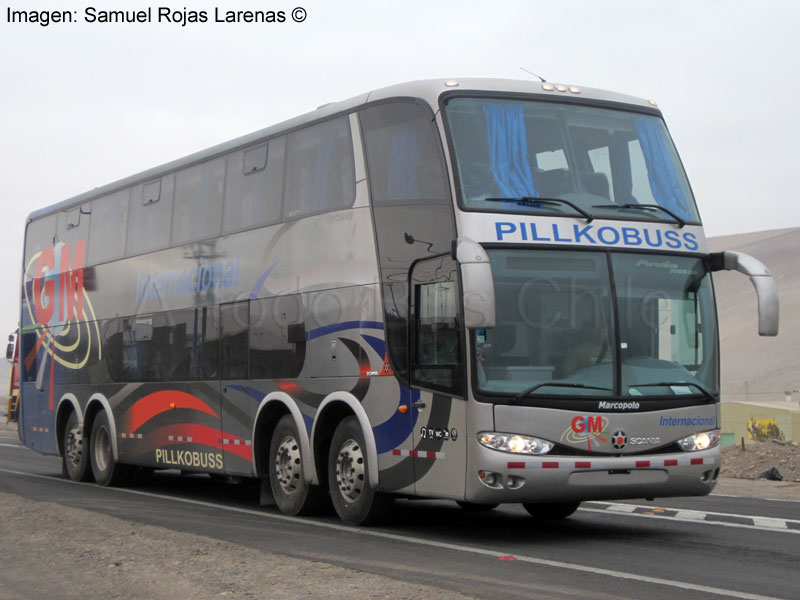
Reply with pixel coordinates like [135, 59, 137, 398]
[1, 427, 798, 600]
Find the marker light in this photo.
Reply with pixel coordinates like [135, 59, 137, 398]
[556, 85, 567, 92]
[677, 430, 721, 452]
[542, 83, 555, 91]
[478, 432, 554, 455]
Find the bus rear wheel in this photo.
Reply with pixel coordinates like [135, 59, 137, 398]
[522, 501, 581, 520]
[328, 416, 392, 526]
[268, 415, 327, 516]
[62, 411, 92, 482]
[90, 411, 131, 486]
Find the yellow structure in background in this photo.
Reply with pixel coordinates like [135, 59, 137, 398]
[721, 402, 799, 444]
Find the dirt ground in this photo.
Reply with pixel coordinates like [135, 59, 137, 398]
[0, 491, 477, 600]
[719, 439, 800, 482]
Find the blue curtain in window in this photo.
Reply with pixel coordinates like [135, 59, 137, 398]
[312, 126, 338, 211]
[609, 133, 634, 204]
[387, 125, 419, 201]
[635, 116, 691, 220]
[483, 102, 537, 199]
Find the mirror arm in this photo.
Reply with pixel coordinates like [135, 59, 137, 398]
[710, 250, 779, 336]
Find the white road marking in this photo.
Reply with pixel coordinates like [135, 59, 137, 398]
[581, 502, 800, 535]
[674, 509, 707, 520]
[752, 517, 788, 530]
[0, 467, 788, 600]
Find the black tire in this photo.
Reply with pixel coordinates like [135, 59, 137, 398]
[522, 501, 581, 520]
[90, 411, 131, 486]
[328, 416, 392, 526]
[268, 414, 328, 516]
[62, 411, 92, 482]
[456, 501, 499, 512]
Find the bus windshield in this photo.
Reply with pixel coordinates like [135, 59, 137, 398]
[474, 249, 718, 400]
[445, 97, 700, 224]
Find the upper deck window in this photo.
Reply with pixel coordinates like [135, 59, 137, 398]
[444, 97, 700, 224]
[359, 101, 449, 205]
[223, 138, 285, 233]
[283, 116, 355, 219]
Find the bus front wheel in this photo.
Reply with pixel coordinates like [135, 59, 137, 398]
[268, 415, 327, 516]
[62, 411, 92, 482]
[522, 501, 581, 520]
[90, 411, 131, 486]
[328, 416, 392, 526]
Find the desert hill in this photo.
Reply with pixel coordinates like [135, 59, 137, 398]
[709, 228, 800, 403]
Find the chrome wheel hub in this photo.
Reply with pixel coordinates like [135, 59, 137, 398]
[274, 435, 301, 495]
[65, 425, 84, 467]
[335, 439, 365, 503]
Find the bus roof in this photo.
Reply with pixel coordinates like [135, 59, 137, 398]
[26, 78, 659, 224]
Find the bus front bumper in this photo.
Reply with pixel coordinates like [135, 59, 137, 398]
[465, 443, 721, 504]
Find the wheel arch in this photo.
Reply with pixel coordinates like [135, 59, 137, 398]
[55, 393, 81, 457]
[312, 392, 379, 490]
[252, 392, 315, 484]
[84, 393, 118, 461]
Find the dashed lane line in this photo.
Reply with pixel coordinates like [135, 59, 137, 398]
[583, 501, 800, 534]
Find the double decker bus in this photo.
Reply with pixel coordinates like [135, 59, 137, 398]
[17, 79, 778, 525]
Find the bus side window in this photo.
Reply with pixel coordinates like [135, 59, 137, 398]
[122, 314, 168, 382]
[283, 116, 355, 219]
[88, 189, 129, 265]
[103, 318, 123, 382]
[172, 157, 225, 246]
[359, 101, 449, 205]
[249, 295, 305, 379]
[223, 137, 285, 233]
[168, 307, 218, 381]
[127, 175, 174, 256]
[220, 301, 249, 380]
[24, 214, 57, 267]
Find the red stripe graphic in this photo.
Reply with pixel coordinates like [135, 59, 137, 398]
[122, 390, 219, 433]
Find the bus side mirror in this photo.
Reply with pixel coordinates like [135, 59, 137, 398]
[710, 251, 779, 336]
[455, 237, 495, 330]
[6, 333, 15, 361]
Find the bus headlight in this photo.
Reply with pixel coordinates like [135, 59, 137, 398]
[677, 430, 721, 452]
[478, 432, 554, 455]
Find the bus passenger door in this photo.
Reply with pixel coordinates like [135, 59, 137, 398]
[409, 255, 467, 498]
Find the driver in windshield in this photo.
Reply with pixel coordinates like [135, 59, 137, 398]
[560, 320, 607, 377]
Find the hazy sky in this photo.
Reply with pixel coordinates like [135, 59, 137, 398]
[1, 0, 798, 340]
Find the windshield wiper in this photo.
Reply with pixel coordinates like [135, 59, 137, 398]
[485, 197, 594, 223]
[591, 203, 686, 228]
[514, 382, 613, 401]
[628, 381, 715, 401]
